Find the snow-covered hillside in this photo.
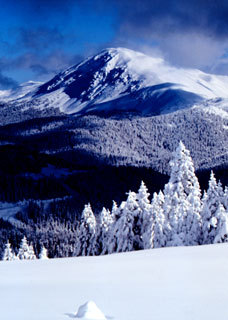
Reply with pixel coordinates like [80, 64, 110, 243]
[0, 244, 228, 320]
[2, 48, 228, 117]
[0, 81, 42, 102]
[34, 48, 228, 115]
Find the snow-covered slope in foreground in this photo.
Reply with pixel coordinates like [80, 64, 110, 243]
[1, 244, 228, 320]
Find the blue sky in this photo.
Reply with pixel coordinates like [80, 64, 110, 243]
[1, 0, 228, 88]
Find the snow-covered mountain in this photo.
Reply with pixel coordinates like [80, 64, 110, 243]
[0, 48, 228, 177]
[0, 81, 42, 102]
[2, 48, 228, 117]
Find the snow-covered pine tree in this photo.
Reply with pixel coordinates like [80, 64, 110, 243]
[113, 191, 140, 253]
[163, 141, 202, 246]
[213, 204, 228, 243]
[110, 201, 120, 221]
[28, 245, 37, 260]
[107, 201, 126, 254]
[136, 181, 151, 249]
[39, 246, 49, 259]
[2, 240, 16, 261]
[75, 204, 97, 256]
[17, 236, 36, 260]
[184, 176, 202, 246]
[222, 186, 228, 210]
[95, 207, 114, 255]
[201, 171, 224, 244]
[143, 191, 155, 249]
[144, 191, 168, 249]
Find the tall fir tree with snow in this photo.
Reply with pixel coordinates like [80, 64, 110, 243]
[75, 204, 97, 256]
[213, 204, 228, 243]
[111, 200, 120, 221]
[2, 240, 16, 261]
[221, 186, 228, 210]
[112, 191, 140, 253]
[136, 181, 152, 249]
[107, 201, 126, 254]
[17, 236, 36, 260]
[144, 191, 168, 249]
[96, 207, 114, 255]
[163, 141, 202, 246]
[28, 244, 37, 260]
[39, 246, 49, 259]
[183, 178, 202, 246]
[201, 171, 224, 244]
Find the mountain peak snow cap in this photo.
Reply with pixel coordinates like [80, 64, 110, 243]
[95, 47, 165, 73]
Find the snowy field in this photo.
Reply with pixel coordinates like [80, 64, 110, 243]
[0, 244, 228, 320]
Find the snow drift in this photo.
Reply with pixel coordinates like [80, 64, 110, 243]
[75, 301, 106, 319]
[0, 244, 228, 320]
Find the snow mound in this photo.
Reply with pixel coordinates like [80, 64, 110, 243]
[75, 301, 106, 320]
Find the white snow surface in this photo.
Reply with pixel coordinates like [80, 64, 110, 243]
[0, 244, 228, 320]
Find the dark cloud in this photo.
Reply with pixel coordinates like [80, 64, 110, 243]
[111, 0, 228, 72]
[0, 50, 83, 79]
[17, 27, 66, 51]
[0, 24, 83, 82]
[0, 73, 18, 89]
[115, 0, 228, 38]
[3, 26, 76, 53]
[28, 51, 83, 76]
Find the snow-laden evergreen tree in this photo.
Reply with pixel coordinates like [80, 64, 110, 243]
[153, 191, 168, 248]
[221, 186, 228, 210]
[201, 171, 224, 244]
[213, 204, 228, 243]
[28, 244, 37, 260]
[144, 191, 168, 249]
[163, 141, 202, 246]
[112, 191, 141, 253]
[107, 200, 126, 254]
[2, 240, 16, 261]
[136, 181, 151, 249]
[17, 236, 36, 260]
[75, 204, 97, 256]
[39, 246, 49, 259]
[95, 207, 114, 255]
[137, 181, 150, 213]
[111, 201, 119, 221]
[183, 178, 202, 246]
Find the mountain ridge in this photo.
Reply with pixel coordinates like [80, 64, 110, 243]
[1, 47, 228, 118]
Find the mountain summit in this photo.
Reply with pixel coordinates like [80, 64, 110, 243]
[2, 47, 228, 118]
[36, 47, 228, 115]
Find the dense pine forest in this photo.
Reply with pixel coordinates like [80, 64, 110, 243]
[2, 142, 228, 260]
